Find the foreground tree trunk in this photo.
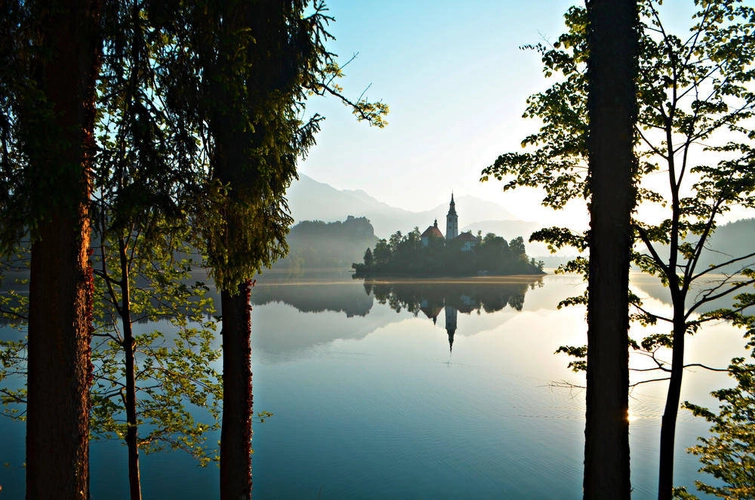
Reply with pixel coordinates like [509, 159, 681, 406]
[657, 311, 687, 499]
[583, 0, 638, 498]
[24, 1, 102, 498]
[220, 282, 253, 499]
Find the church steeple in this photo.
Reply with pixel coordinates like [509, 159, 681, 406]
[446, 193, 458, 240]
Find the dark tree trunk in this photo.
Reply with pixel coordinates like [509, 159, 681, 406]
[220, 281, 253, 500]
[119, 237, 143, 500]
[583, 1, 638, 498]
[24, 1, 102, 498]
[657, 313, 686, 499]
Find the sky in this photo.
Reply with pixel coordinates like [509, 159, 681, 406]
[299, 1, 755, 228]
[299, 0, 580, 224]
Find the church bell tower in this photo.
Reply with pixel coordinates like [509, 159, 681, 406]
[446, 193, 458, 240]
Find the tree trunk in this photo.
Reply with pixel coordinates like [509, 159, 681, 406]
[220, 281, 253, 500]
[657, 314, 686, 499]
[119, 237, 143, 500]
[583, 1, 638, 498]
[24, 1, 101, 499]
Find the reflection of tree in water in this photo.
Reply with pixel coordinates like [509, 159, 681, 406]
[251, 283, 373, 317]
[364, 279, 542, 351]
[365, 280, 537, 314]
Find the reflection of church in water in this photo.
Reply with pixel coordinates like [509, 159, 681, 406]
[419, 299, 472, 353]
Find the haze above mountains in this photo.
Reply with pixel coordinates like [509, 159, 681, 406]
[287, 174, 541, 246]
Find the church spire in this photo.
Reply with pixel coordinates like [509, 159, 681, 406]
[446, 192, 458, 240]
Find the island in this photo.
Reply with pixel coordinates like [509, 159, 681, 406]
[352, 195, 544, 277]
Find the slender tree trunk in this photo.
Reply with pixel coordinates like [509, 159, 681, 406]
[220, 281, 253, 500]
[657, 313, 686, 499]
[24, 1, 101, 498]
[119, 237, 143, 500]
[583, 1, 638, 498]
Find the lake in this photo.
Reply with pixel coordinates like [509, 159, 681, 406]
[0, 271, 747, 498]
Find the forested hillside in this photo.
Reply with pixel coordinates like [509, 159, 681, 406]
[271, 216, 378, 273]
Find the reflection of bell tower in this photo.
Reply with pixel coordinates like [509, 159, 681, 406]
[446, 193, 458, 241]
[444, 304, 457, 352]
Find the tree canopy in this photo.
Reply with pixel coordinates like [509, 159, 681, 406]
[481, 0, 755, 496]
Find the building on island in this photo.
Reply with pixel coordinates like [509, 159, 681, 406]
[456, 231, 478, 252]
[420, 194, 479, 251]
[446, 193, 458, 240]
[421, 219, 444, 246]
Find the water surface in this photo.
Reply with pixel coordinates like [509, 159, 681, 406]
[1, 272, 745, 498]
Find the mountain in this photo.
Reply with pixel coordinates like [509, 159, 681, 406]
[461, 220, 542, 242]
[287, 174, 525, 241]
[704, 218, 755, 268]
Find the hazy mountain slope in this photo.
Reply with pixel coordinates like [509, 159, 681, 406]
[461, 220, 542, 241]
[692, 218, 755, 272]
[272, 216, 378, 271]
[288, 174, 521, 239]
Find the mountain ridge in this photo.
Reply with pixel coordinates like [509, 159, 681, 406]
[288, 174, 527, 241]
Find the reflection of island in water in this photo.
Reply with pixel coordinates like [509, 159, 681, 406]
[250, 276, 542, 357]
[365, 278, 543, 351]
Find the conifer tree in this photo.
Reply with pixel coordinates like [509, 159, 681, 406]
[0, 1, 105, 497]
[154, 2, 386, 497]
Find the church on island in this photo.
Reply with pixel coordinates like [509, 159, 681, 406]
[420, 194, 479, 251]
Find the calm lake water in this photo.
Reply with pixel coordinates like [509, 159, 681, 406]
[0, 271, 747, 498]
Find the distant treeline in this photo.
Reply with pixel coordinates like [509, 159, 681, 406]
[352, 229, 545, 277]
[271, 216, 378, 272]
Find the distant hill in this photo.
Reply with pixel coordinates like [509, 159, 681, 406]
[287, 175, 521, 240]
[271, 216, 378, 273]
[678, 218, 755, 274]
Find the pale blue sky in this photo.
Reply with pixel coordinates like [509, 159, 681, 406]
[299, 1, 743, 228]
[299, 0, 578, 222]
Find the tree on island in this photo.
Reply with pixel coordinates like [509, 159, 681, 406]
[482, 1, 755, 497]
[353, 230, 544, 277]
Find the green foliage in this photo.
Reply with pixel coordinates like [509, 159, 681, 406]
[0, 244, 29, 420]
[0, 338, 26, 419]
[153, 0, 388, 292]
[91, 324, 222, 465]
[488, 4, 755, 490]
[0, 230, 222, 465]
[489, 0, 755, 381]
[555, 345, 587, 373]
[91, 217, 222, 465]
[684, 356, 755, 498]
[481, 0, 755, 280]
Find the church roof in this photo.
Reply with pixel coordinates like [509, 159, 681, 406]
[420, 305, 442, 320]
[455, 231, 478, 242]
[421, 225, 444, 239]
